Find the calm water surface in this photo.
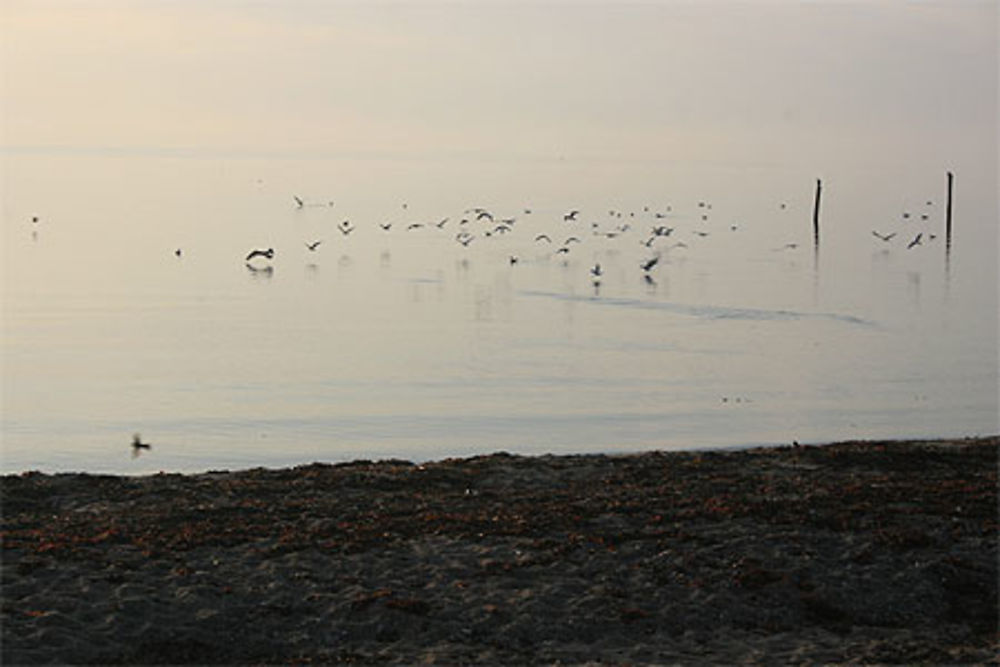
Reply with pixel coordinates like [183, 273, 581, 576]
[2, 2, 997, 473]
[2, 153, 996, 474]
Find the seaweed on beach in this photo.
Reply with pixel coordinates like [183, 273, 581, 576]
[2, 437, 997, 664]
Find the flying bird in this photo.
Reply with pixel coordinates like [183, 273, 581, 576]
[131, 433, 151, 458]
[590, 263, 603, 278]
[872, 231, 896, 242]
[305, 240, 322, 251]
[564, 210, 580, 221]
[907, 233, 923, 249]
[338, 221, 355, 235]
[293, 196, 304, 208]
[534, 234, 552, 243]
[379, 223, 392, 231]
[641, 256, 659, 272]
[245, 248, 275, 262]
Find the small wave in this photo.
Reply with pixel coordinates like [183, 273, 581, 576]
[519, 290, 874, 326]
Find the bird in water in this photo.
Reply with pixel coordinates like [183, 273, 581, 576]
[131, 433, 151, 458]
[305, 240, 322, 251]
[246, 248, 275, 262]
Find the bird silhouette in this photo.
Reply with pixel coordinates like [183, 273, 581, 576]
[305, 240, 322, 251]
[534, 234, 552, 243]
[131, 433, 151, 458]
[641, 256, 659, 272]
[245, 248, 275, 262]
[872, 231, 896, 242]
[564, 210, 580, 221]
[338, 221, 355, 235]
[590, 263, 603, 278]
[379, 223, 393, 231]
[907, 233, 923, 249]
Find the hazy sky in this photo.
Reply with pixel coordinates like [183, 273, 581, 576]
[1, 0, 996, 168]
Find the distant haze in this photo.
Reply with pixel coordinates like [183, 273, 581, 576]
[2, 1, 996, 169]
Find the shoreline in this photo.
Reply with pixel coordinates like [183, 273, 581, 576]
[3, 436, 998, 664]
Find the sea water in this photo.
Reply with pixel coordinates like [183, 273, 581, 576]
[1, 2, 996, 474]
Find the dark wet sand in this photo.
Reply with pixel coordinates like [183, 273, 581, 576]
[2, 437, 997, 664]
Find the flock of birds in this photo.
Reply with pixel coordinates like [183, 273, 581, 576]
[229, 193, 944, 288]
[36, 191, 933, 459]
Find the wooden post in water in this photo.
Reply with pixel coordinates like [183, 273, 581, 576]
[812, 179, 822, 251]
[945, 171, 954, 257]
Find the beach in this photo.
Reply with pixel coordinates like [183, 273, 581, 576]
[2, 437, 997, 665]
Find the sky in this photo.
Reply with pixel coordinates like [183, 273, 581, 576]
[2, 0, 996, 170]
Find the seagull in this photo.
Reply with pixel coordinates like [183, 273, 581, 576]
[131, 433, 151, 458]
[174, 248, 182, 257]
[245, 248, 275, 262]
[872, 231, 896, 242]
[305, 240, 322, 251]
[564, 210, 580, 221]
[641, 255, 659, 272]
[534, 234, 552, 243]
[563, 236, 581, 245]
[475, 210, 494, 222]
[907, 233, 923, 249]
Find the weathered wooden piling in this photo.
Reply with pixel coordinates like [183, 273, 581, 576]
[812, 179, 822, 250]
[945, 171, 954, 256]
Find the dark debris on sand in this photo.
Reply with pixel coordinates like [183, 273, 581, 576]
[2, 437, 998, 664]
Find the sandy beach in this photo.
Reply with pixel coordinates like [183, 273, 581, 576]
[2, 437, 997, 665]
